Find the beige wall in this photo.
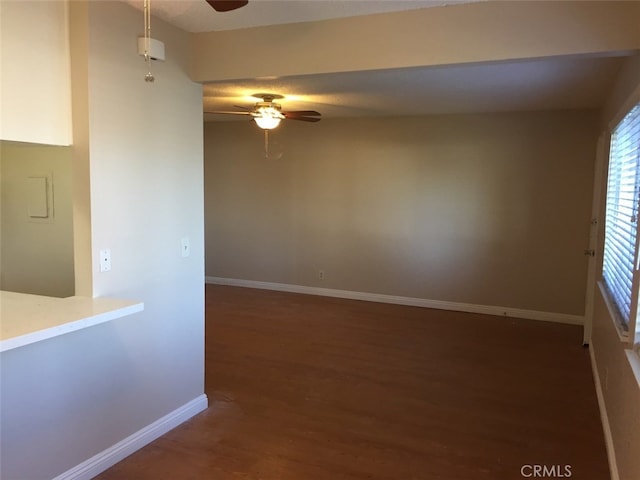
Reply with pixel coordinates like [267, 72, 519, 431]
[591, 53, 640, 480]
[205, 110, 598, 316]
[0, 141, 75, 297]
[592, 292, 640, 480]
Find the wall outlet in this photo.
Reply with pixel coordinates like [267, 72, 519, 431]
[319, 270, 324, 280]
[99, 248, 111, 272]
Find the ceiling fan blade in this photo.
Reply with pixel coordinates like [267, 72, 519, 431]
[206, 1, 249, 13]
[287, 116, 322, 123]
[233, 105, 252, 111]
[205, 111, 252, 115]
[283, 110, 321, 118]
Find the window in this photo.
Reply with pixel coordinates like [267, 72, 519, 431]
[602, 102, 640, 339]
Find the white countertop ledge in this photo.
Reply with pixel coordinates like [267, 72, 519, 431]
[0, 291, 144, 353]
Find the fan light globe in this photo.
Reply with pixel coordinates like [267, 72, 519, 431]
[254, 115, 282, 130]
[253, 106, 284, 129]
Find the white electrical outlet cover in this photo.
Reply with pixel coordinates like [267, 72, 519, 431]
[99, 249, 111, 272]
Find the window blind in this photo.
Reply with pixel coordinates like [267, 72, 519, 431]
[602, 103, 640, 330]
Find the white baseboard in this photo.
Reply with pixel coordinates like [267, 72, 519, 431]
[53, 394, 208, 480]
[205, 276, 584, 325]
[589, 344, 619, 480]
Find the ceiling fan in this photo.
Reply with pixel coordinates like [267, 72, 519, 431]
[207, 93, 322, 130]
[208, 93, 322, 159]
[206, 0, 249, 12]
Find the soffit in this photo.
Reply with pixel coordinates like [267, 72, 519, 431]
[203, 55, 626, 120]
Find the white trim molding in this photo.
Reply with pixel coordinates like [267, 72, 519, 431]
[625, 349, 640, 390]
[589, 344, 620, 480]
[598, 281, 631, 343]
[205, 277, 584, 325]
[52, 394, 208, 480]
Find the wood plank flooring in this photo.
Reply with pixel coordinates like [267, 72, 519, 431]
[96, 285, 609, 479]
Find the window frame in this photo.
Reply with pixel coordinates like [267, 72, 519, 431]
[601, 102, 640, 347]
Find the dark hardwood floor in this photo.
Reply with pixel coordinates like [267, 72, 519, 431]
[96, 284, 609, 479]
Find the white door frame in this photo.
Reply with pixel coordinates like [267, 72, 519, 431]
[583, 133, 608, 345]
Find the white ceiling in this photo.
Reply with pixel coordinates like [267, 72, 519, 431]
[129, 0, 629, 121]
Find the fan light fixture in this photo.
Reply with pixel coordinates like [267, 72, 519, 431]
[206, 93, 321, 159]
[253, 107, 285, 130]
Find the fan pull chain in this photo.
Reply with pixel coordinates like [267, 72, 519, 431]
[143, 0, 154, 83]
[264, 130, 269, 159]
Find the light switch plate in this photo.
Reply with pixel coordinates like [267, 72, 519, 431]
[181, 237, 190, 258]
